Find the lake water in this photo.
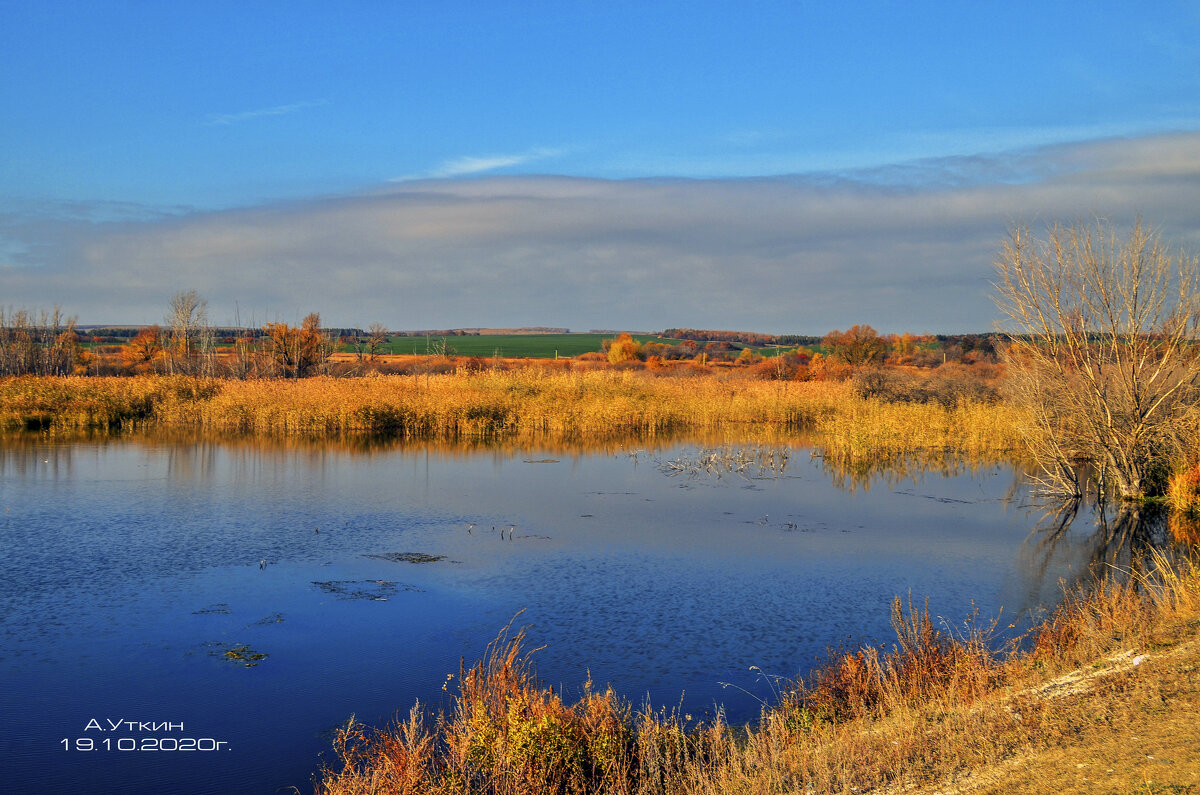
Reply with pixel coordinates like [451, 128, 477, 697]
[0, 434, 1131, 793]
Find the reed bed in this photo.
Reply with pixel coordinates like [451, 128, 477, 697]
[0, 375, 220, 431]
[317, 550, 1200, 795]
[0, 372, 1026, 463]
[817, 393, 1022, 465]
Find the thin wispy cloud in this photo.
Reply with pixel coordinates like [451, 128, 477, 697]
[203, 99, 329, 126]
[719, 128, 792, 147]
[611, 121, 1200, 183]
[394, 148, 563, 181]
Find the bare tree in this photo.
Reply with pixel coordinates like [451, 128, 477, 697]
[366, 322, 390, 361]
[994, 219, 1200, 500]
[164, 290, 209, 375]
[0, 306, 83, 376]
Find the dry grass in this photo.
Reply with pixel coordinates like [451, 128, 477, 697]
[316, 550, 1200, 795]
[0, 371, 1027, 464]
[322, 619, 641, 795]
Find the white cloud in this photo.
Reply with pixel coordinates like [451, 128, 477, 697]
[5, 132, 1200, 333]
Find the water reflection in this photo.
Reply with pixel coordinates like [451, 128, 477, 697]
[0, 430, 1013, 497]
[2, 426, 795, 458]
[1020, 496, 1197, 605]
[1169, 512, 1200, 545]
[656, 445, 793, 480]
[817, 450, 1014, 494]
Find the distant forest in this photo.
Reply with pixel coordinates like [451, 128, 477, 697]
[661, 327, 998, 351]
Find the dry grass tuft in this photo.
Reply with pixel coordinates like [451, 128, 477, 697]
[319, 618, 641, 795]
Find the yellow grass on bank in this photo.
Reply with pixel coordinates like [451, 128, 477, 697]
[0, 371, 1027, 463]
[317, 551, 1200, 795]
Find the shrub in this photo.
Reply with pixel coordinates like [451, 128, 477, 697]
[1167, 462, 1200, 514]
[605, 333, 643, 364]
[851, 366, 998, 407]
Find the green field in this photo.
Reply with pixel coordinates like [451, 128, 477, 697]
[84, 332, 807, 360]
[372, 333, 679, 358]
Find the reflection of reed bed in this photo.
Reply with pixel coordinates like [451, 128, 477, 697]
[318, 551, 1200, 795]
[817, 449, 1011, 494]
[0, 424, 676, 458]
[0, 424, 818, 475]
[0, 373, 1027, 462]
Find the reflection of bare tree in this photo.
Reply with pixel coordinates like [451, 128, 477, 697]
[1020, 495, 1177, 601]
[1095, 504, 1172, 569]
[165, 438, 221, 483]
[1012, 497, 1084, 612]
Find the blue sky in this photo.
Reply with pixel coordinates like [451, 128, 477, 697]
[3, 1, 1200, 331]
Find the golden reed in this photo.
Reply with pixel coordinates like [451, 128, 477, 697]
[0, 371, 1025, 460]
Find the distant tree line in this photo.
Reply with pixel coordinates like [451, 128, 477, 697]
[775, 334, 825, 346]
[80, 325, 366, 343]
[3, 291, 368, 379]
[661, 328, 782, 345]
[395, 327, 570, 337]
[662, 327, 1000, 354]
[3, 291, 1007, 381]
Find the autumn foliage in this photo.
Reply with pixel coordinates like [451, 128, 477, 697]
[822, 324, 888, 365]
[602, 333, 643, 363]
[0, 307, 88, 376]
[662, 327, 780, 346]
[121, 325, 164, 372]
[262, 313, 332, 378]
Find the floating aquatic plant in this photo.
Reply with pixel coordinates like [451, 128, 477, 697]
[364, 552, 447, 564]
[312, 579, 421, 600]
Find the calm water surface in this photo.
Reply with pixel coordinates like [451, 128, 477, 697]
[0, 435, 1111, 793]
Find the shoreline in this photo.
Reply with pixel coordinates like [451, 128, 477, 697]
[316, 552, 1200, 794]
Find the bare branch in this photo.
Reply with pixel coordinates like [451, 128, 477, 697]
[994, 218, 1200, 499]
